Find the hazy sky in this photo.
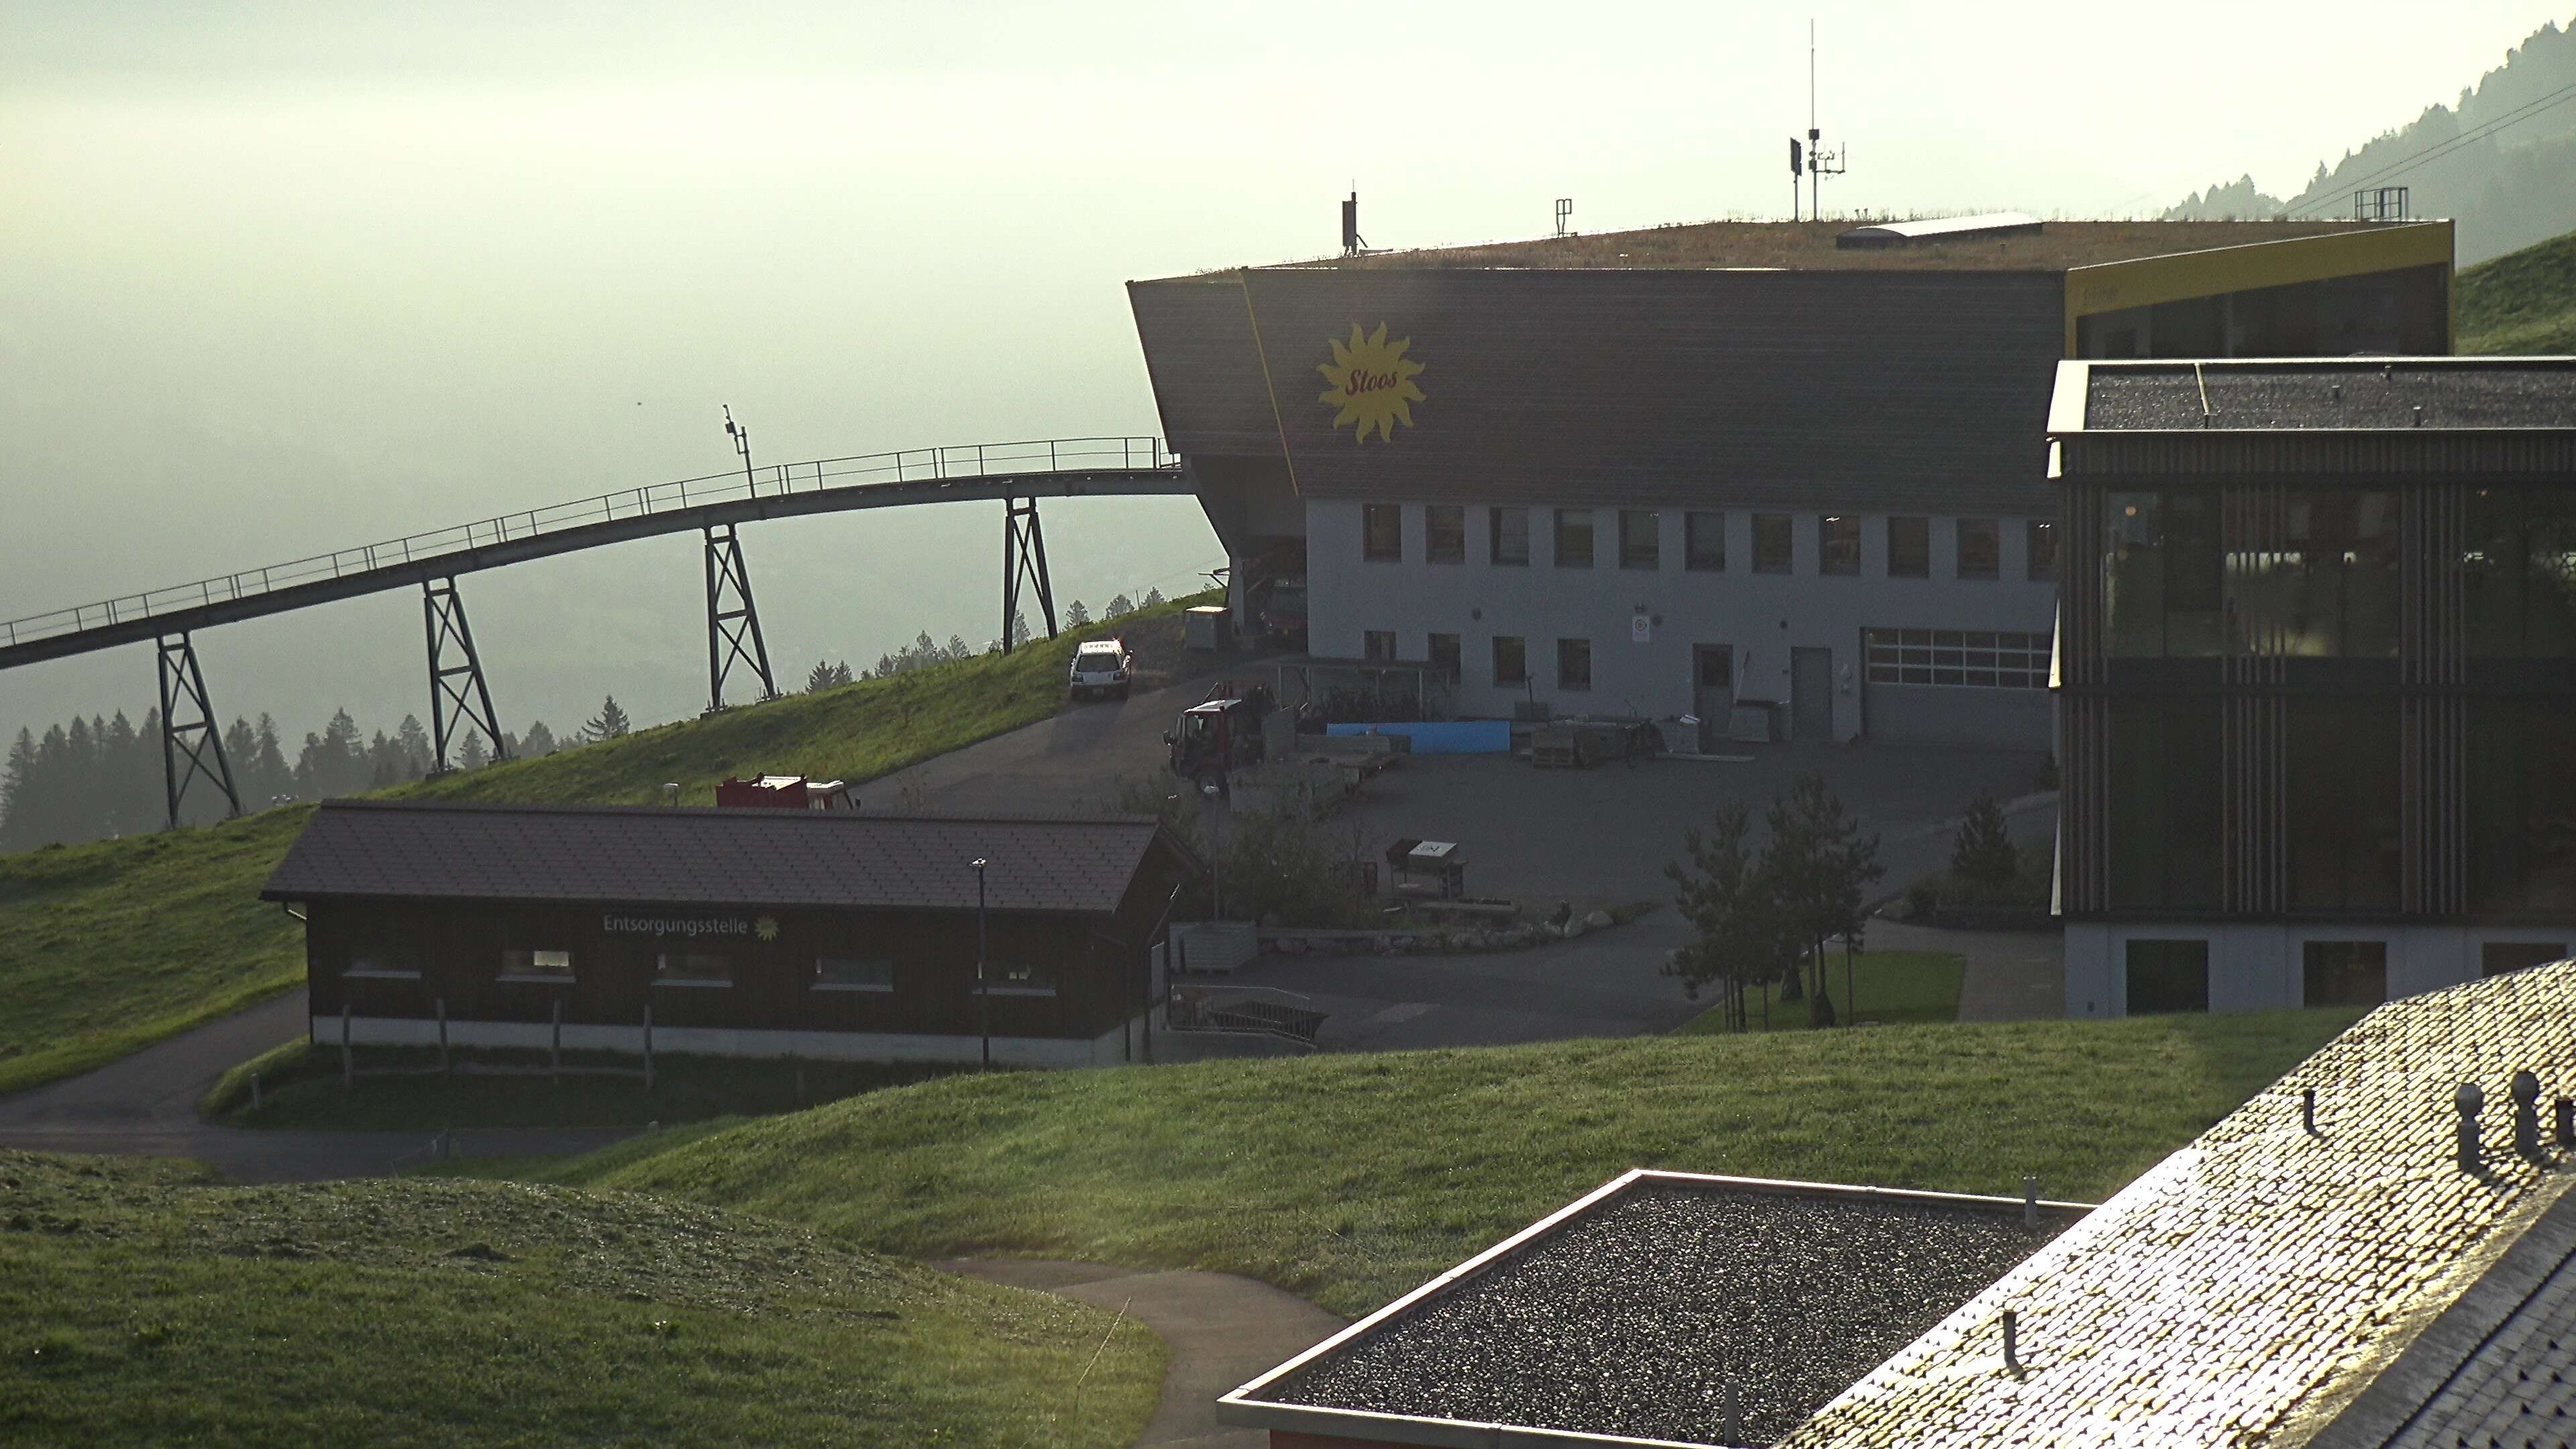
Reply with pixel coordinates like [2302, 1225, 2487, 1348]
[4, 1, 2565, 756]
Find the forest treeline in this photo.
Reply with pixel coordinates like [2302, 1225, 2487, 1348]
[2164, 17, 2576, 264]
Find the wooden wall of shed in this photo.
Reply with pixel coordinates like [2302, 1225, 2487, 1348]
[303, 898, 1140, 1042]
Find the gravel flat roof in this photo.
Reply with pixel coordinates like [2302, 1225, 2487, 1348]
[1246, 1173, 2076, 1446]
[2078, 359, 2576, 431]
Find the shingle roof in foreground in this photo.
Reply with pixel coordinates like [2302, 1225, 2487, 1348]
[258, 800, 1189, 916]
[1785, 961, 2576, 1449]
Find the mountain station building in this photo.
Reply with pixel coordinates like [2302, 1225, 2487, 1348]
[1131, 215, 2453, 750]
[261, 800, 1200, 1067]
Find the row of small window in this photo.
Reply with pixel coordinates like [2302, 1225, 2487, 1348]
[347, 949, 1054, 994]
[1360, 505, 2059, 581]
[2123, 938, 2565, 1014]
[1362, 630, 1591, 688]
[1862, 629, 2052, 690]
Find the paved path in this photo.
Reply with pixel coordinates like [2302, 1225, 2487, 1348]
[1869, 918, 2066, 1022]
[939, 1258, 1345, 1448]
[0, 989, 627, 1181]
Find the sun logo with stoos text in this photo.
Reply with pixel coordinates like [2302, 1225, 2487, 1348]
[754, 916, 780, 943]
[1317, 323, 1426, 443]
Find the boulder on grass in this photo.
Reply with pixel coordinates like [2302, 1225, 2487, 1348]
[1584, 908, 1614, 930]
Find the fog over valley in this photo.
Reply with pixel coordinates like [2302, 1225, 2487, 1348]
[4, 0, 2563, 753]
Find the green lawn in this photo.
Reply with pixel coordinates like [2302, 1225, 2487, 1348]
[208, 1043, 973, 1130]
[0, 1150, 1159, 1448]
[1673, 950, 1966, 1033]
[0, 594, 1214, 1097]
[531, 1012, 2357, 1317]
[2458, 227, 2576, 355]
[0, 810, 313, 1095]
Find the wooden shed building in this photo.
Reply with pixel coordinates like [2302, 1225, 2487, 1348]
[260, 800, 1201, 1067]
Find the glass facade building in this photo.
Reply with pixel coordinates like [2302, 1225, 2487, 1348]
[2053, 358, 2576, 1015]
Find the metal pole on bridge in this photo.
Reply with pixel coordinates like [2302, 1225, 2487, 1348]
[723, 405, 755, 496]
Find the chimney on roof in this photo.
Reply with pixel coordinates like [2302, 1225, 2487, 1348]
[2457, 1082, 2485, 1172]
[2302, 1086, 2318, 1136]
[2556, 1096, 2574, 1150]
[2001, 1309, 2023, 1376]
[2512, 1071, 2542, 1160]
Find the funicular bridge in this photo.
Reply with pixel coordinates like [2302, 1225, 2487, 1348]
[0, 436, 1189, 826]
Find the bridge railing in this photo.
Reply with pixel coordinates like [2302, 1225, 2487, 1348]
[1, 437, 1174, 649]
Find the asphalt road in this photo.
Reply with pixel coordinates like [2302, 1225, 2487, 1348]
[0, 989, 628, 1181]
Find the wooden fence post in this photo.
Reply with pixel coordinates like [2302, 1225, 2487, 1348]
[550, 1000, 562, 1084]
[341, 1002, 354, 1088]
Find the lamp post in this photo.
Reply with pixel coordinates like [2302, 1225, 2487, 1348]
[723, 405, 756, 496]
[972, 857, 990, 1069]
[1199, 780, 1225, 920]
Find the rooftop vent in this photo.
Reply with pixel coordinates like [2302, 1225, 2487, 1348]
[1836, 211, 2043, 249]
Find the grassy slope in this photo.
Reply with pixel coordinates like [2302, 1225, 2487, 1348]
[0, 595, 1212, 1095]
[0, 1150, 1157, 1448]
[1674, 949, 1967, 1033]
[2457, 227, 2576, 355]
[541, 1012, 2357, 1317]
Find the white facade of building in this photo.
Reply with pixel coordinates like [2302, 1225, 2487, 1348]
[2063, 923, 2574, 1016]
[1303, 498, 2059, 749]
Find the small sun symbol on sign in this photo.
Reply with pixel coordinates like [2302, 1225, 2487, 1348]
[1317, 323, 1426, 443]
[754, 916, 780, 943]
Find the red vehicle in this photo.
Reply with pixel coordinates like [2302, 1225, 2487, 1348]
[1165, 690, 1275, 793]
[714, 774, 859, 810]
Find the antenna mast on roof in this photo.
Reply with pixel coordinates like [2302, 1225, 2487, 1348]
[1804, 19, 1845, 221]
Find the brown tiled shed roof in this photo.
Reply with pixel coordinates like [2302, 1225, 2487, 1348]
[1784, 961, 2576, 1449]
[259, 800, 1191, 917]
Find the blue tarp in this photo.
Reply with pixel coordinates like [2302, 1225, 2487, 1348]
[1323, 720, 1511, 755]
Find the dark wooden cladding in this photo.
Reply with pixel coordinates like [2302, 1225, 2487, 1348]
[1128, 276, 1286, 461]
[1136, 267, 2066, 516]
[306, 898, 1149, 1043]
[2056, 473, 2542, 921]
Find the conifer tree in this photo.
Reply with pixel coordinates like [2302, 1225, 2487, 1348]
[1064, 599, 1091, 627]
[458, 731, 489, 769]
[584, 696, 632, 742]
[520, 720, 558, 756]
[1108, 592, 1134, 618]
[1140, 586, 1165, 608]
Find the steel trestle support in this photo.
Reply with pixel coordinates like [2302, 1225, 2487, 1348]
[423, 578, 508, 773]
[154, 631, 240, 827]
[704, 521, 775, 711]
[1000, 496, 1058, 654]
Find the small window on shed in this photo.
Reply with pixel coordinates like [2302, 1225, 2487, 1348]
[981, 963, 1057, 996]
[345, 939, 421, 979]
[814, 956, 894, 992]
[500, 949, 575, 982]
[655, 953, 735, 986]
